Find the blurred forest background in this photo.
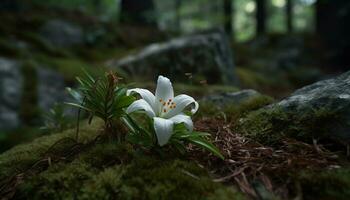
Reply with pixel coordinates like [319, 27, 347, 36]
[0, 0, 349, 151]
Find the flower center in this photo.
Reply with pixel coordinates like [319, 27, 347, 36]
[159, 98, 176, 117]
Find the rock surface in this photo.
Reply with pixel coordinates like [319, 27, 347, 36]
[275, 70, 350, 141]
[40, 19, 84, 47]
[201, 89, 261, 107]
[108, 31, 237, 85]
[0, 58, 73, 130]
[0, 58, 22, 130]
[37, 68, 66, 112]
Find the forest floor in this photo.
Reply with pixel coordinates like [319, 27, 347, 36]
[1, 94, 350, 200]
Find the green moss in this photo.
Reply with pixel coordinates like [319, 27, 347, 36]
[19, 154, 242, 200]
[296, 169, 350, 200]
[79, 142, 134, 169]
[1, 121, 243, 199]
[0, 120, 102, 179]
[114, 157, 242, 200]
[18, 161, 98, 199]
[238, 107, 289, 145]
[238, 106, 340, 146]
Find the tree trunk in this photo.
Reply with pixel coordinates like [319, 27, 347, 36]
[256, 0, 266, 35]
[120, 0, 156, 26]
[314, 0, 350, 69]
[223, 0, 234, 39]
[315, 0, 326, 34]
[286, 0, 293, 32]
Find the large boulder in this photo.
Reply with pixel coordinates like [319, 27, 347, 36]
[241, 70, 350, 144]
[108, 31, 238, 85]
[0, 58, 22, 130]
[275, 71, 350, 140]
[40, 19, 84, 47]
[276, 71, 350, 110]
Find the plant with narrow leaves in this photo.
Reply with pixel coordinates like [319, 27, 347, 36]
[41, 103, 71, 133]
[124, 75, 224, 159]
[66, 71, 134, 141]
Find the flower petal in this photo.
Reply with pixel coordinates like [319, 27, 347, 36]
[127, 88, 156, 110]
[169, 113, 193, 132]
[153, 117, 174, 146]
[164, 94, 199, 118]
[126, 99, 156, 118]
[155, 75, 174, 102]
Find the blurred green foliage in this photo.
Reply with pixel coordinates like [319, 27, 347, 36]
[156, 0, 315, 41]
[31, 0, 120, 19]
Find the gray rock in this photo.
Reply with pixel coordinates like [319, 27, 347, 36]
[40, 19, 83, 47]
[201, 89, 261, 107]
[37, 68, 66, 112]
[275, 70, 350, 141]
[37, 68, 76, 118]
[0, 58, 22, 130]
[108, 31, 238, 85]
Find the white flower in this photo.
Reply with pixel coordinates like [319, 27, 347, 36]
[126, 75, 199, 146]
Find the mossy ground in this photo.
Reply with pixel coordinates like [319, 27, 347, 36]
[2, 94, 350, 199]
[0, 120, 243, 200]
[17, 148, 242, 200]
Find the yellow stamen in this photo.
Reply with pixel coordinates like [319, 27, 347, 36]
[159, 99, 163, 102]
[163, 102, 166, 106]
[163, 109, 167, 112]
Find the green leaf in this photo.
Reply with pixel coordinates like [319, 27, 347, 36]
[187, 137, 224, 160]
[172, 139, 187, 154]
[177, 131, 211, 139]
[66, 87, 82, 103]
[173, 123, 189, 133]
[65, 102, 91, 112]
[126, 133, 153, 147]
[116, 96, 134, 109]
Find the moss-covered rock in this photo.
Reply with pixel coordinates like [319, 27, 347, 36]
[238, 70, 350, 146]
[238, 106, 340, 146]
